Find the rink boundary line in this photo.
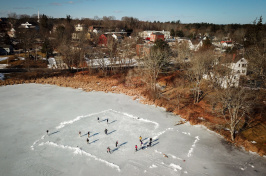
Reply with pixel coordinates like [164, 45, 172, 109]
[39, 141, 121, 172]
[56, 109, 159, 130]
[109, 109, 159, 129]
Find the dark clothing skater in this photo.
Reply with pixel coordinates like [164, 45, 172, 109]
[149, 138, 152, 147]
[106, 118, 109, 124]
[87, 138, 89, 144]
[116, 141, 118, 147]
[46, 130, 49, 135]
[79, 131, 81, 137]
[88, 131, 90, 137]
[97, 117, 100, 122]
[105, 128, 108, 135]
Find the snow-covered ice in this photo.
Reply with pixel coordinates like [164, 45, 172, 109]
[0, 84, 266, 176]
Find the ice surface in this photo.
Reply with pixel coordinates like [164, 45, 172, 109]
[0, 84, 266, 176]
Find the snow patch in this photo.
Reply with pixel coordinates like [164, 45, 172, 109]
[187, 136, 200, 157]
[169, 163, 182, 171]
[182, 132, 191, 136]
[240, 167, 246, 171]
[31, 140, 39, 150]
[153, 128, 173, 139]
[56, 109, 110, 129]
[0, 57, 8, 62]
[250, 141, 257, 144]
[110, 109, 159, 129]
[149, 164, 157, 168]
[249, 164, 255, 168]
[154, 150, 162, 154]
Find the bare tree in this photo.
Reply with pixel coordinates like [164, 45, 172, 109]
[140, 43, 170, 94]
[118, 37, 136, 69]
[218, 87, 254, 141]
[106, 36, 118, 73]
[187, 50, 214, 103]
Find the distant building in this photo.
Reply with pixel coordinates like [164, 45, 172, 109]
[19, 22, 35, 29]
[150, 32, 164, 42]
[139, 30, 170, 39]
[99, 34, 108, 46]
[203, 55, 248, 88]
[75, 24, 84, 31]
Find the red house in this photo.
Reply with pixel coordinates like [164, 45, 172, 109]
[99, 34, 107, 46]
[150, 32, 164, 42]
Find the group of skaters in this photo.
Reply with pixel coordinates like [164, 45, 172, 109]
[135, 136, 153, 152]
[46, 117, 154, 154]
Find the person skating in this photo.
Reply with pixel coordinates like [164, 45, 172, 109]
[140, 140, 143, 149]
[148, 141, 152, 147]
[97, 117, 100, 123]
[79, 131, 81, 137]
[46, 130, 49, 135]
[87, 138, 89, 144]
[105, 128, 108, 135]
[106, 118, 109, 124]
[107, 147, 111, 154]
[116, 141, 118, 148]
[88, 131, 90, 138]
[139, 136, 142, 142]
[135, 145, 138, 152]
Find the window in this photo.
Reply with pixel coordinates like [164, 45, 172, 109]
[242, 64, 246, 67]
[237, 70, 240, 73]
[242, 70, 246, 73]
[239, 64, 240, 67]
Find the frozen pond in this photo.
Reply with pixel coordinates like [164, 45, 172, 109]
[0, 84, 265, 176]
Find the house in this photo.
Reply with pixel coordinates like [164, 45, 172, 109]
[98, 34, 108, 46]
[75, 24, 84, 32]
[89, 25, 104, 34]
[0, 45, 13, 54]
[7, 28, 16, 38]
[19, 22, 35, 29]
[221, 40, 234, 48]
[150, 32, 164, 42]
[139, 30, 171, 39]
[204, 55, 248, 88]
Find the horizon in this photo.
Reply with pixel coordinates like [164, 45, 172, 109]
[1, 0, 266, 25]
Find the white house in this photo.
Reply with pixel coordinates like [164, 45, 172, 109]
[176, 37, 203, 51]
[112, 33, 123, 40]
[203, 57, 248, 88]
[75, 24, 84, 32]
[139, 30, 171, 39]
[228, 57, 247, 76]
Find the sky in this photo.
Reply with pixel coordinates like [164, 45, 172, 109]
[0, 0, 266, 24]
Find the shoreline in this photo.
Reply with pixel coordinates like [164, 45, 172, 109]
[1, 73, 265, 157]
